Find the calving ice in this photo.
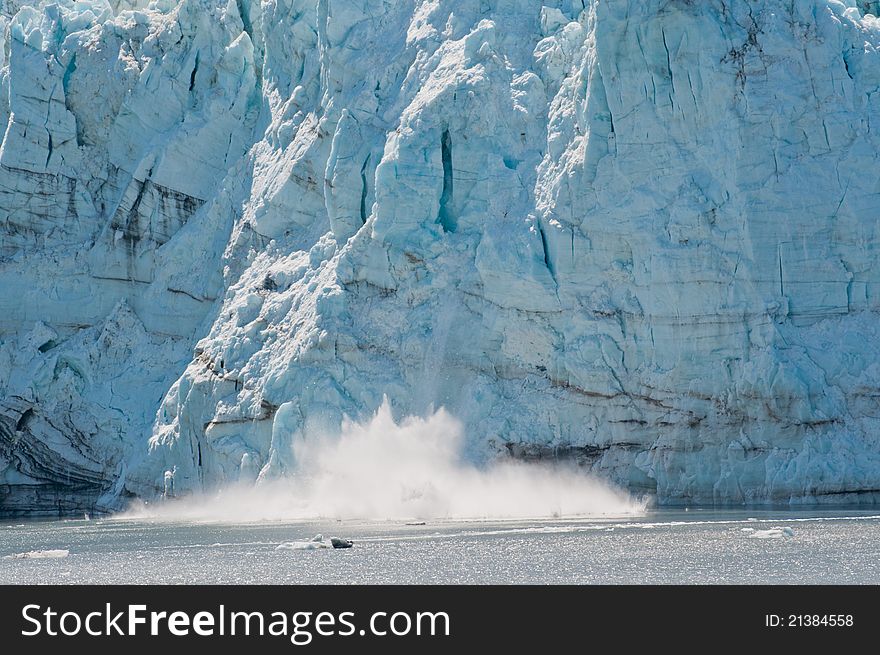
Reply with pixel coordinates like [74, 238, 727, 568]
[125, 400, 644, 520]
[20, 604, 451, 644]
[2, 0, 880, 516]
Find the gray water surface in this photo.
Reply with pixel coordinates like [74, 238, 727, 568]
[2, 509, 878, 584]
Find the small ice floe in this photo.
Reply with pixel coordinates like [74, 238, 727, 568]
[276, 541, 329, 551]
[748, 527, 795, 540]
[276, 534, 330, 551]
[275, 534, 354, 551]
[741, 527, 755, 532]
[5, 549, 70, 559]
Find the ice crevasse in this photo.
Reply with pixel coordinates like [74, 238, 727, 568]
[2, 0, 880, 514]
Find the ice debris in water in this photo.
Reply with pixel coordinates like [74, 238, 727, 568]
[275, 535, 353, 551]
[748, 527, 795, 539]
[276, 541, 329, 551]
[5, 549, 70, 559]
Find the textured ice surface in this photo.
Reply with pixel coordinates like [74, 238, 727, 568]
[4, 0, 880, 514]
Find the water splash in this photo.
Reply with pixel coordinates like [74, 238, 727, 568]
[127, 400, 646, 522]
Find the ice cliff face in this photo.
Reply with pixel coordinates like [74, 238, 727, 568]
[3, 0, 880, 515]
[0, 0, 259, 513]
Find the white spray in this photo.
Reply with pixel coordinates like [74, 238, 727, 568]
[129, 400, 646, 521]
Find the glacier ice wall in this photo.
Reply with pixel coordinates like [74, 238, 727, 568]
[0, 0, 260, 513]
[4, 0, 880, 514]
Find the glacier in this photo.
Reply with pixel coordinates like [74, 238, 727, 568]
[3, 0, 880, 515]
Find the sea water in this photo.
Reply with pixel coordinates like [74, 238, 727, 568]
[2, 509, 878, 584]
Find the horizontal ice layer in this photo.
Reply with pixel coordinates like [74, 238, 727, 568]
[5, 0, 880, 514]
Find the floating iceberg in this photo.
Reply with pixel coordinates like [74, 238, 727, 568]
[748, 527, 796, 540]
[275, 535, 353, 551]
